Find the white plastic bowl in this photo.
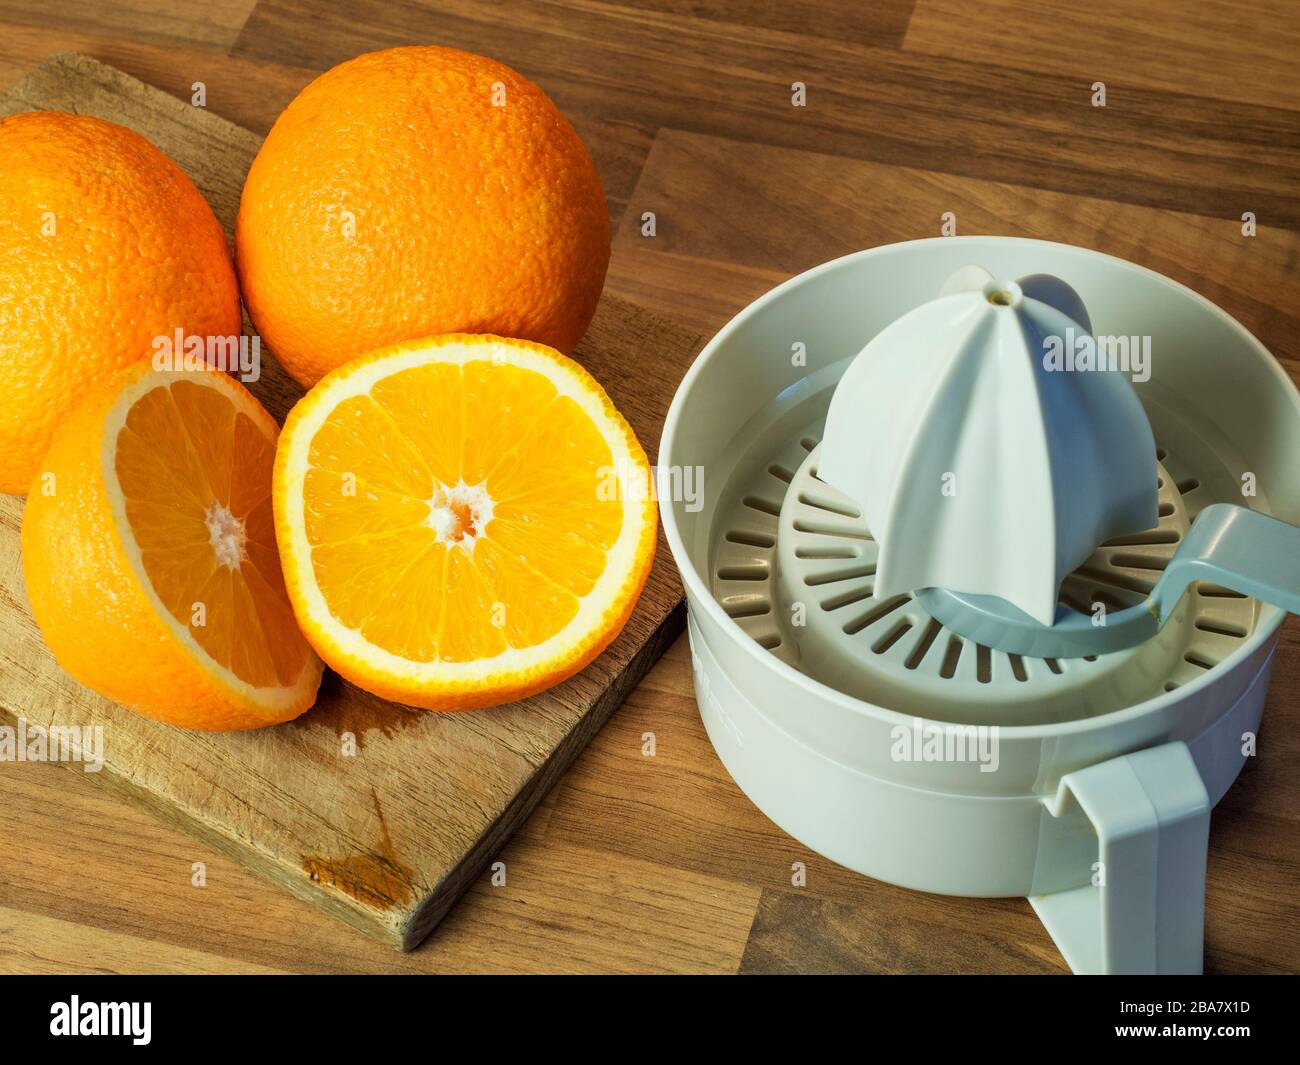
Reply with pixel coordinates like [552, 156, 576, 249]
[657, 237, 1300, 974]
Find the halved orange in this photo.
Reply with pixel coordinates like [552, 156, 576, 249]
[21, 363, 323, 730]
[272, 334, 657, 710]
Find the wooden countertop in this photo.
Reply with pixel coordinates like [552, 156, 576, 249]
[1, 0, 1298, 974]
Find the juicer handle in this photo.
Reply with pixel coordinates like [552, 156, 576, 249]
[1030, 741, 1210, 974]
[1153, 503, 1300, 623]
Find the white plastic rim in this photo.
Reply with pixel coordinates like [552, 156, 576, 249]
[658, 236, 1299, 741]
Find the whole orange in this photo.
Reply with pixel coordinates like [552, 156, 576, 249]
[234, 46, 610, 387]
[0, 111, 241, 496]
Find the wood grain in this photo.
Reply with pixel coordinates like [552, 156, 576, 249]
[229, 0, 1300, 228]
[1, 0, 1298, 975]
[0, 0, 258, 51]
[904, 0, 1300, 112]
[0, 52, 696, 951]
[611, 129, 1300, 379]
[0, 904, 286, 975]
[739, 890, 1066, 975]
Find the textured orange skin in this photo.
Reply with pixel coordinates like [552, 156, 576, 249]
[235, 46, 611, 388]
[21, 363, 322, 731]
[0, 111, 242, 496]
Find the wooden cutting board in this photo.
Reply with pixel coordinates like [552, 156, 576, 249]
[0, 52, 696, 950]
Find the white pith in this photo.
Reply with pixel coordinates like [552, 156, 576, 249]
[101, 368, 318, 712]
[205, 500, 248, 568]
[279, 339, 652, 684]
[426, 480, 495, 549]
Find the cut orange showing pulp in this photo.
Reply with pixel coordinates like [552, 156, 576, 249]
[21, 363, 323, 730]
[272, 334, 657, 710]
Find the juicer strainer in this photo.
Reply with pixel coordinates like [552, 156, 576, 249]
[657, 236, 1300, 974]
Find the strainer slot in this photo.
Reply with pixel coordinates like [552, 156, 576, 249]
[939, 636, 963, 679]
[1198, 584, 1247, 598]
[1075, 564, 1154, 597]
[820, 586, 875, 611]
[804, 562, 875, 587]
[743, 496, 781, 518]
[726, 530, 775, 548]
[843, 594, 910, 635]
[1091, 589, 1135, 612]
[1110, 552, 1169, 573]
[796, 491, 861, 518]
[716, 564, 768, 581]
[793, 518, 872, 539]
[1058, 590, 1090, 614]
[1102, 528, 1180, 547]
[720, 595, 770, 619]
[794, 545, 858, 559]
[905, 618, 943, 670]
[872, 619, 913, 654]
[1194, 618, 1248, 639]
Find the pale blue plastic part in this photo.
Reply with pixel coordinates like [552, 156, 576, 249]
[918, 503, 1300, 658]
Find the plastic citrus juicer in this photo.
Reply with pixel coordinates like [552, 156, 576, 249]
[816, 264, 1300, 659]
[657, 237, 1300, 974]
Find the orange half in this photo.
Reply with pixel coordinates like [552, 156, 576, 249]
[272, 334, 657, 710]
[21, 363, 322, 729]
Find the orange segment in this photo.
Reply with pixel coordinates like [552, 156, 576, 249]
[370, 362, 466, 486]
[457, 359, 561, 484]
[273, 334, 657, 711]
[20, 362, 322, 731]
[473, 537, 582, 650]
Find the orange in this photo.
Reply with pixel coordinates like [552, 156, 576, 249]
[272, 334, 656, 710]
[21, 363, 322, 730]
[0, 111, 241, 496]
[235, 46, 610, 388]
